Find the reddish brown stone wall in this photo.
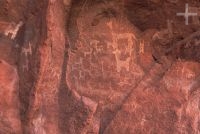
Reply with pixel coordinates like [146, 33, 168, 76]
[0, 0, 200, 134]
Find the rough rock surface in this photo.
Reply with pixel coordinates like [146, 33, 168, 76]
[104, 61, 200, 134]
[27, 0, 66, 133]
[66, 0, 200, 133]
[0, 0, 199, 134]
[0, 60, 21, 133]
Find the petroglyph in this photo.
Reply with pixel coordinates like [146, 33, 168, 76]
[91, 40, 104, 54]
[71, 57, 83, 71]
[21, 42, 32, 72]
[22, 59, 29, 72]
[66, 16, 143, 110]
[22, 42, 32, 57]
[112, 48, 130, 72]
[3, 21, 23, 39]
[90, 40, 100, 47]
[106, 21, 137, 72]
[139, 40, 145, 54]
[84, 48, 93, 57]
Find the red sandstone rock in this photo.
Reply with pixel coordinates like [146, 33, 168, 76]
[27, 0, 66, 133]
[104, 61, 200, 134]
[0, 60, 22, 134]
[66, 3, 145, 133]
[0, 0, 200, 134]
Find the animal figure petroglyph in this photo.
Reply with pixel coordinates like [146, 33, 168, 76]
[0, 21, 23, 39]
[106, 21, 136, 73]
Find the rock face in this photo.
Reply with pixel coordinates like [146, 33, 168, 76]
[66, 1, 144, 133]
[0, 60, 22, 133]
[27, 0, 66, 134]
[104, 61, 200, 134]
[0, 0, 200, 134]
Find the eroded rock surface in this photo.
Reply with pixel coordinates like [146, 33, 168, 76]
[0, 0, 200, 134]
[66, 1, 200, 134]
[66, 1, 145, 133]
[0, 60, 22, 134]
[104, 61, 200, 134]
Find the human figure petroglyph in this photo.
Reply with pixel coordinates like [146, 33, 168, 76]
[21, 42, 32, 72]
[22, 59, 29, 72]
[22, 42, 32, 57]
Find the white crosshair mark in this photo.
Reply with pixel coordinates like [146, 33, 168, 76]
[176, 3, 198, 25]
